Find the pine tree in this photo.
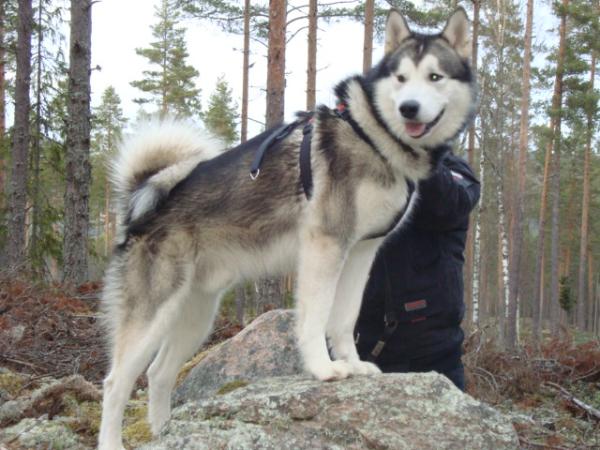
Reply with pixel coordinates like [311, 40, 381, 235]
[63, 0, 93, 286]
[131, 0, 201, 118]
[265, 0, 286, 128]
[203, 76, 239, 145]
[565, 0, 599, 330]
[91, 86, 126, 257]
[7, 0, 33, 271]
[548, 0, 569, 335]
[29, 0, 67, 270]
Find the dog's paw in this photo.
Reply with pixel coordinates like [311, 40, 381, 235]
[347, 359, 381, 376]
[310, 360, 353, 381]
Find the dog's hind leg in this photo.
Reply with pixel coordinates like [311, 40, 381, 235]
[146, 288, 221, 434]
[98, 265, 195, 450]
[327, 238, 383, 375]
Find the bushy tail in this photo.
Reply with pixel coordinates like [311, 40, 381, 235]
[111, 119, 225, 234]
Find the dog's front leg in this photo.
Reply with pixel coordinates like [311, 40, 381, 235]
[327, 238, 382, 375]
[296, 230, 351, 381]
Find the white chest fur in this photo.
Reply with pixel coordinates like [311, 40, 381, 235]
[354, 179, 411, 239]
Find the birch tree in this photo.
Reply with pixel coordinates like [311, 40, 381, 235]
[466, 0, 480, 327]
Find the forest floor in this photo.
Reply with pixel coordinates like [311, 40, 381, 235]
[0, 277, 599, 449]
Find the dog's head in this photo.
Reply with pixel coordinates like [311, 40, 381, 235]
[370, 8, 477, 148]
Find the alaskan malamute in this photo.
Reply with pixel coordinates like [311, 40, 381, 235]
[99, 8, 477, 449]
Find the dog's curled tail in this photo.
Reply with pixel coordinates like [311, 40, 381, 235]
[111, 119, 225, 228]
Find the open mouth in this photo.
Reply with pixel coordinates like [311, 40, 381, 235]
[404, 109, 445, 139]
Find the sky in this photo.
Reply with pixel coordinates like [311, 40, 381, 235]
[0, 0, 555, 135]
[90, 0, 383, 137]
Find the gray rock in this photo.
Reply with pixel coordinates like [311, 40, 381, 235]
[0, 416, 88, 449]
[146, 373, 519, 450]
[174, 309, 302, 405]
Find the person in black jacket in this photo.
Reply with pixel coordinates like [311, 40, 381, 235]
[355, 152, 480, 391]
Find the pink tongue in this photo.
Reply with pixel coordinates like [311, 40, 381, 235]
[405, 122, 426, 137]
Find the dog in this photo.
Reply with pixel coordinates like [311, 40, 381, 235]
[98, 8, 477, 449]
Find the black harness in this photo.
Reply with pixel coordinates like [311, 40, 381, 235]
[249, 112, 315, 199]
[249, 104, 415, 241]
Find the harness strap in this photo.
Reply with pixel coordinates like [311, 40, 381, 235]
[250, 121, 302, 180]
[367, 256, 399, 362]
[300, 122, 314, 199]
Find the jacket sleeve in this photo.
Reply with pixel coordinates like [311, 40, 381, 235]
[410, 154, 480, 231]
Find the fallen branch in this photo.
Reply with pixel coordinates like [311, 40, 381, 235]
[0, 355, 41, 371]
[543, 381, 600, 421]
[571, 366, 600, 382]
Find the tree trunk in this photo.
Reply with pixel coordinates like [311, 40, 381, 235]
[104, 178, 111, 256]
[240, 0, 250, 142]
[265, 0, 286, 128]
[63, 0, 93, 286]
[235, 285, 246, 326]
[7, 0, 33, 271]
[576, 50, 595, 330]
[532, 120, 553, 342]
[465, 0, 480, 329]
[259, 0, 287, 306]
[0, 0, 6, 204]
[506, 0, 533, 350]
[548, 0, 568, 336]
[587, 251, 593, 332]
[472, 133, 485, 327]
[30, 0, 43, 264]
[362, 0, 374, 74]
[497, 175, 510, 345]
[306, 0, 317, 110]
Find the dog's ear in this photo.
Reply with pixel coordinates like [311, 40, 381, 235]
[385, 9, 411, 54]
[442, 7, 471, 59]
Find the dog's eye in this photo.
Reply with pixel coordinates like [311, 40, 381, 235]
[397, 75, 406, 83]
[429, 73, 443, 82]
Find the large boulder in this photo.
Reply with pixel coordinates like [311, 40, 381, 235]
[174, 309, 302, 404]
[168, 309, 518, 449]
[146, 372, 520, 449]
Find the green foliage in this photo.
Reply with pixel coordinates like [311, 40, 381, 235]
[203, 76, 239, 145]
[131, 0, 201, 119]
[92, 86, 126, 158]
[320, 0, 454, 41]
[177, 0, 269, 37]
[27, 0, 69, 274]
[559, 275, 575, 313]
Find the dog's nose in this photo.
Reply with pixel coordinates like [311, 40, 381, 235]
[399, 101, 420, 119]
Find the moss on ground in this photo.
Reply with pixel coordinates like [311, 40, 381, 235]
[0, 371, 26, 397]
[122, 401, 153, 448]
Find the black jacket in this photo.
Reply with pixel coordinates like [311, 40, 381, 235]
[356, 152, 480, 369]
